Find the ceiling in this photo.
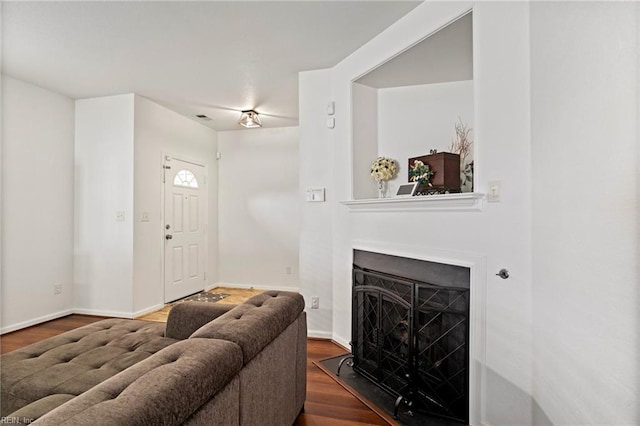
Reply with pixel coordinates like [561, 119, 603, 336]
[1, 1, 421, 131]
[355, 12, 472, 89]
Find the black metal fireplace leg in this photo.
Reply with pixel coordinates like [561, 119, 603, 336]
[336, 355, 354, 376]
[393, 395, 404, 418]
[394, 394, 415, 419]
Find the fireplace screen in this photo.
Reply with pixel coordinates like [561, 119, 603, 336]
[352, 264, 469, 423]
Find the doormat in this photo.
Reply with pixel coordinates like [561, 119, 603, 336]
[315, 355, 465, 426]
[172, 291, 229, 305]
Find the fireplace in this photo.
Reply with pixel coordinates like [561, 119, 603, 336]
[351, 250, 470, 423]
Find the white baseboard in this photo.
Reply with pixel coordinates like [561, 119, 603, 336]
[72, 308, 134, 319]
[0, 286, 302, 334]
[307, 330, 333, 340]
[1, 309, 74, 334]
[332, 335, 350, 350]
[213, 282, 300, 293]
[131, 304, 165, 318]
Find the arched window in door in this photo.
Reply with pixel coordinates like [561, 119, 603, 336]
[173, 169, 199, 189]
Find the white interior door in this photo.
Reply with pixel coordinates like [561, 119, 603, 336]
[164, 157, 207, 303]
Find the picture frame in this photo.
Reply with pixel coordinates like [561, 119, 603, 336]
[395, 182, 418, 197]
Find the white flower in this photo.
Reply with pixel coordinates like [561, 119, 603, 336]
[370, 157, 397, 181]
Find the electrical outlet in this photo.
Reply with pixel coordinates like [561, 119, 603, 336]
[285, 266, 292, 275]
[311, 296, 320, 309]
[54, 284, 62, 295]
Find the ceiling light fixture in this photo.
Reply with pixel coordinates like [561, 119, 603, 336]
[238, 110, 262, 128]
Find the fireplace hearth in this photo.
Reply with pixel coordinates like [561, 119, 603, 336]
[349, 250, 470, 424]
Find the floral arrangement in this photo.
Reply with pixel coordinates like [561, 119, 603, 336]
[409, 160, 434, 185]
[370, 157, 397, 181]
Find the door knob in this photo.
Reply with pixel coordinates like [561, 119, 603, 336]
[165, 234, 173, 240]
[496, 268, 510, 279]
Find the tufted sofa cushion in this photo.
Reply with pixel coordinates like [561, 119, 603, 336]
[190, 291, 305, 364]
[30, 338, 243, 426]
[1, 319, 176, 418]
[165, 302, 236, 340]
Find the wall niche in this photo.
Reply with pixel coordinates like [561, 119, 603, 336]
[351, 12, 474, 201]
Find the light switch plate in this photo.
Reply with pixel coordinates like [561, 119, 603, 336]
[306, 188, 326, 202]
[487, 181, 501, 202]
[327, 101, 335, 116]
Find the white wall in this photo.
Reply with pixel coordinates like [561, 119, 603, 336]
[133, 96, 218, 315]
[299, 69, 334, 337]
[74, 94, 135, 317]
[1, 76, 75, 332]
[378, 80, 474, 196]
[218, 127, 300, 290]
[530, 2, 639, 425]
[300, 2, 534, 424]
[2, 84, 217, 327]
[74, 94, 218, 318]
[352, 83, 378, 199]
[300, 1, 639, 425]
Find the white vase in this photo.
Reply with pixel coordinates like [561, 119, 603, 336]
[377, 179, 386, 198]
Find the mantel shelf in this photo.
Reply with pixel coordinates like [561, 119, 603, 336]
[341, 193, 485, 212]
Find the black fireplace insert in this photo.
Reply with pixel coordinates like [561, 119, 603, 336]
[350, 250, 470, 424]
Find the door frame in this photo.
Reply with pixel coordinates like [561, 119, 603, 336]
[161, 152, 209, 303]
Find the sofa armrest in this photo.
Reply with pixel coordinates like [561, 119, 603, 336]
[190, 292, 305, 364]
[165, 302, 236, 340]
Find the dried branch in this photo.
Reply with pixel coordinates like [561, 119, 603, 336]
[448, 118, 473, 165]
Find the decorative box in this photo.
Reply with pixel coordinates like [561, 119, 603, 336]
[408, 152, 461, 193]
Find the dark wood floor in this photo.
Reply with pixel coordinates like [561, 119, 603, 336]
[296, 339, 388, 426]
[0, 314, 105, 354]
[1, 315, 388, 425]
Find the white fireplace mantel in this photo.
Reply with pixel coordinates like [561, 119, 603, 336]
[341, 192, 485, 212]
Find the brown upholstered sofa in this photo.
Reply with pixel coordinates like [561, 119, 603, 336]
[1, 291, 307, 425]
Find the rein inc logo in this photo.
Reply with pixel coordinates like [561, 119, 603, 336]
[1, 417, 34, 424]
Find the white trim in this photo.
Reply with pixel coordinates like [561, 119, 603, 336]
[213, 282, 300, 293]
[0, 309, 74, 334]
[351, 239, 487, 426]
[331, 334, 351, 351]
[163, 154, 206, 168]
[341, 192, 484, 212]
[307, 330, 334, 340]
[131, 303, 165, 319]
[0, 283, 301, 334]
[204, 283, 220, 292]
[72, 308, 135, 319]
[0, 305, 167, 334]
